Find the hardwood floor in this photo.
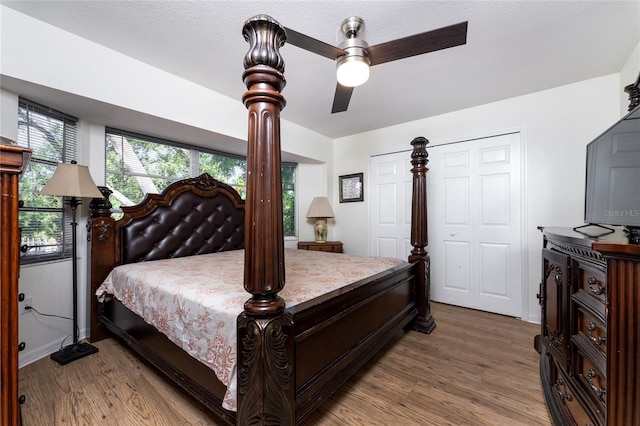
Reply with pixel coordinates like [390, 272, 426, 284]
[18, 303, 550, 425]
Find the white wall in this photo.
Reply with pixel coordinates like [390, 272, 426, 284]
[0, 87, 18, 140]
[332, 74, 621, 323]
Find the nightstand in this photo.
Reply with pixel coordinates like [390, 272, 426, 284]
[297, 241, 343, 253]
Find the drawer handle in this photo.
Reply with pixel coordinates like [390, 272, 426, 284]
[554, 378, 572, 401]
[587, 276, 604, 295]
[587, 322, 606, 346]
[587, 369, 606, 401]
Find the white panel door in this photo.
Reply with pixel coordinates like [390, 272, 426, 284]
[369, 152, 413, 260]
[429, 133, 522, 317]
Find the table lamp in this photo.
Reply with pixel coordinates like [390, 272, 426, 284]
[306, 197, 335, 242]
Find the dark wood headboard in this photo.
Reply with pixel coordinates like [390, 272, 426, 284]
[118, 173, 245, 263]
[88, 173, 245, 340]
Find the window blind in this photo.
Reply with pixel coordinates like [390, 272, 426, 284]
[17, 98, 78, 263]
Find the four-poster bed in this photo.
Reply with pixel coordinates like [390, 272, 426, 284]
[88, 15, 434, 425]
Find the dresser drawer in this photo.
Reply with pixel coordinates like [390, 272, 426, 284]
[574, 261, 606, 305]
[551, 364, 601, 426]
[576, 305, 606, 355]
[571, 338, 606, 421]
[312, 244, 339, 252]
[297, 241, 343, 253]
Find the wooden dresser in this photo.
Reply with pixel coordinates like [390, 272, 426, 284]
[297, 241, 343, 253]
[536, 227, 640, 426]
[1, 144, 30, 426]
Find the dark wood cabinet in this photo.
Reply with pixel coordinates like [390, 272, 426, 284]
[537, 227, 640, 426]
[540, 248, 571, 369]
[297, 241, 343, 253]
[1, 144, 30, 426]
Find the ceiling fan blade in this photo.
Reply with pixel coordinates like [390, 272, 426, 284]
[367, 21, 468, 66]
[284, 27, 345, 60]
[331, 84, 354, 113]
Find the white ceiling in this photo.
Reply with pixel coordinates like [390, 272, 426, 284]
[2, 1, 639, 140]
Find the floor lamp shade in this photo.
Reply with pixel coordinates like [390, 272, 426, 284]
[39, 162, 103, 365]
[39, 162, 103, 198]
[306, 197, 335, 243]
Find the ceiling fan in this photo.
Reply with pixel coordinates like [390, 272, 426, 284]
[284, 17, 468, 113]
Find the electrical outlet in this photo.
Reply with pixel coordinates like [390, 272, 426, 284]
[19, 296, 32, 315]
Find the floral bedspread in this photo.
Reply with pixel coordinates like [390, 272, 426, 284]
[96, 248, 404, 411]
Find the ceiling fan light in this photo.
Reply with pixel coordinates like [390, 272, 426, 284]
[336, 56, 370, 87]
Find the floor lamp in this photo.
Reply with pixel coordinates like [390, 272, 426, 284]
[39, 161, 103, 365]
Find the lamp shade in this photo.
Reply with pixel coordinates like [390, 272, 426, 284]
[39, 162, 103, 198]
[306, 197, 335, 218]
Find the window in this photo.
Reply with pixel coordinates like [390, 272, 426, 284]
[105, 128, 297, 236]
[17, 98, 77, 264]
[282, 165, 295, 235]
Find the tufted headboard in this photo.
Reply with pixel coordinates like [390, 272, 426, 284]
[116, 173, 245, 264]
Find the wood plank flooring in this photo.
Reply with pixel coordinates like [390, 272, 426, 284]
[18, 303, 551, 425]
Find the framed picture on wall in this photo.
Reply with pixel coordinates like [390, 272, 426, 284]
[339, 173, 364, 203]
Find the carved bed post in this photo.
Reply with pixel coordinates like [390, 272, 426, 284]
[237, 15, 295, 425]
[88, 186, 116, 342]
[409, 137, 436, 334]
[624, 71, 640, 111]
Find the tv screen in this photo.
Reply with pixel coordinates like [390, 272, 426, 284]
[584, 105, 640, 229]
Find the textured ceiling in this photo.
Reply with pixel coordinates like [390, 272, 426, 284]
[2, 1, 639, 139]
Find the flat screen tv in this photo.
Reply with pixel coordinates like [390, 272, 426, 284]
[582, 104, 640, 243]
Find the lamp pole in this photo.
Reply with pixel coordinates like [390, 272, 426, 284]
[68, 196, 80, 344]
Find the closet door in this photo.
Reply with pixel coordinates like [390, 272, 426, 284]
[369, 132, 524, 318]
[369, 150, 413, 260]
[428, 132, 523, 317]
